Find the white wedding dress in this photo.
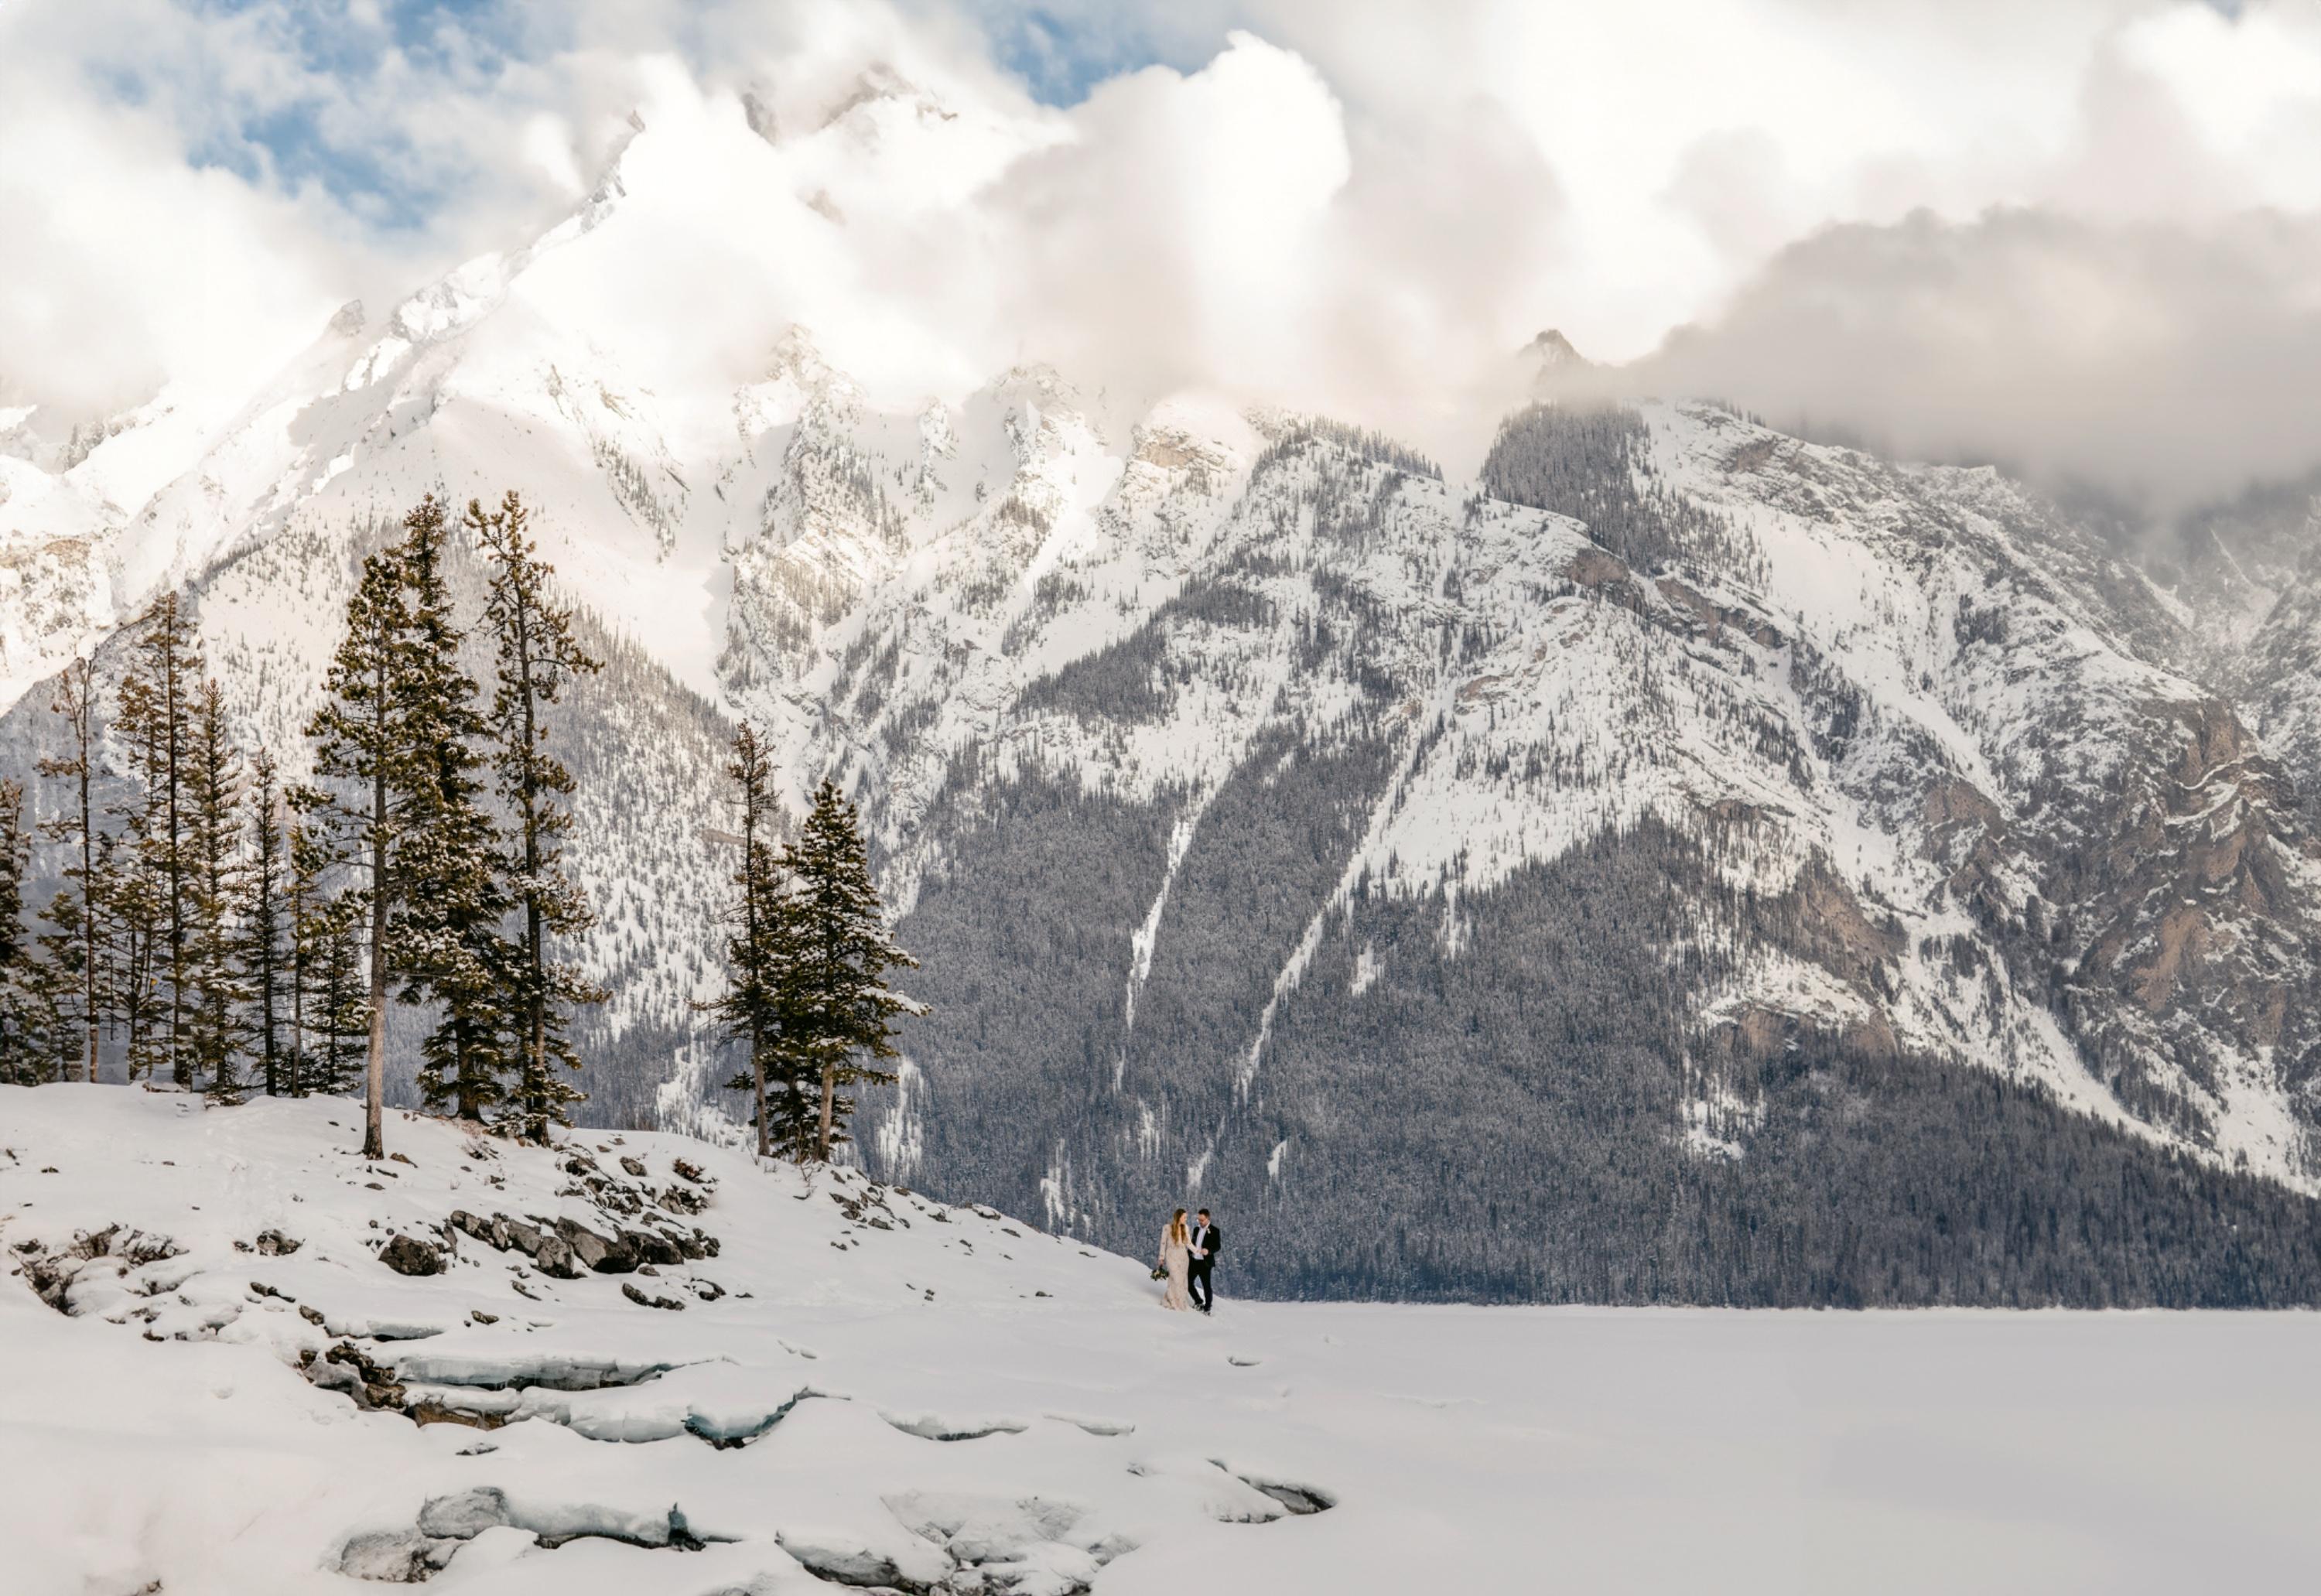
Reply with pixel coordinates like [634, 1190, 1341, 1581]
[1160, 1227, 1192, 1311]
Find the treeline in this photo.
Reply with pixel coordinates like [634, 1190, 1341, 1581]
[0, 490, 924, 1169]
[0, 607, 373, 1099]
[0, 494, 603, 1154]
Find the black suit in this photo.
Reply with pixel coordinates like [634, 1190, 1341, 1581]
[1187, 1222, 1221, 1311]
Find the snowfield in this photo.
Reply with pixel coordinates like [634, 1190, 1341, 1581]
[2, 1088, 2318, 1594]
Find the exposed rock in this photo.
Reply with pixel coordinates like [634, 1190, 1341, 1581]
[532, 1235, 580, 1280]
[554, 1218, 638, 1274]
[22, 1225, 181, 1314]
[1232, 1471, 1337, 1516]
[407, 1396, 506, 1430]
[624, 1228, 683, 1267]
[379, 1235, 446, 1277]
[337, 1526, 453, 1582]
[310, 1341, 406, 1413]
[776, 1533, 942, 1592]
[418, 1487, 511, 1540]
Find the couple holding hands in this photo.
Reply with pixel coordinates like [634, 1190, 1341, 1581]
[1156, 1207, 1221, 1313]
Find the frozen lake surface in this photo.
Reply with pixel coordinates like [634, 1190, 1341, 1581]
[2, 1086, 2312, 1594]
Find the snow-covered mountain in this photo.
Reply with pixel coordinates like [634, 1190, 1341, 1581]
[5, 81, 2321, 1302]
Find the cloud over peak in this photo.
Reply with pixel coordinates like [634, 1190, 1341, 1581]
[2, 0, 2318, 501]
[1632, 207, 2321, 507]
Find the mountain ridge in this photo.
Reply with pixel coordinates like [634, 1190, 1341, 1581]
[5, 84, 2321, 1299]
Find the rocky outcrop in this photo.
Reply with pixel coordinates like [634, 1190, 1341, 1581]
[306, 1341, 407, 1413]
[378, 1235, 446, 1276]
[15, 1226, 182, 1314]
[446, 1208, 716, 1279]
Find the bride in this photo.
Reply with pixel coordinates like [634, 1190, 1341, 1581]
[1157, 1208, 1193, 1311]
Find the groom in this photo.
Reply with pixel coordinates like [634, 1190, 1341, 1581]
[1188, 1209, 1222, 1314]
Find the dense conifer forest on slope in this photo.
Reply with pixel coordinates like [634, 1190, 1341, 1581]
[897, 784, 2321, 1306]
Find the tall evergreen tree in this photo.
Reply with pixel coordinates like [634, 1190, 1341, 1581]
[36, 658, 104, 1082]
[115, 594, 203, 1084]
[239, 750, 293, 1096]
[472, 491, 604, 1141]
[97, 828, 162, 1081]
[0, 781, 34, 1082]
[25, 929, 84, 1083]
[781, 777, 921, 1162]
[307, 525, 416, 1157]
[308, 894, 371, 1095]
[708, 723, 798, 1159]
[0, 781, 39, 1083]
[284, 816, 333, 1095]
[183, 680, 248, 1096]
[397, 497, 511, 1122]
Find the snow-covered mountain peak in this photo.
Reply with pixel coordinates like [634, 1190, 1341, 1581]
[1119, 395, 1263, 508]
[733, 326, 865, 442]
[1524, 326, 1588, 371]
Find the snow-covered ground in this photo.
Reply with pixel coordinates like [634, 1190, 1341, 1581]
[2, 1086, 2316, 1595]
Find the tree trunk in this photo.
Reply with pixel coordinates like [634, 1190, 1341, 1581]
[289, 887, 306, 1098]
[261, 901, 278, 1097]
[364, 729, 387, 1160]
[751, 1032, 769, 1162]
[166, 644, 187, 1088]
[522, 663, 548, 1143]
[743, 792, 768, 1161]
[817, 1063, 836, 1164]
[364, 883, 386, 1157]
[530, 898, 549, 1143]
[78, 704, 96, 1085]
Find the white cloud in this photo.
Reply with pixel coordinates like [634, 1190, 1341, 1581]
[0, 6, 348, 417]
[1625, 207, 2321, 507]
[2, 0, 2318, 500]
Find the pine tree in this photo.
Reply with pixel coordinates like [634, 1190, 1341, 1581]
[0, 781, 38, 1083]
[398, 497, 512, 1122]
[284, 816, 332, 1095]
[183, 680, 248, 1096]
[707, 722, 797, 1159]
[306, 528, 415, 1157]
[36, 658, 104, 1082]
[33, 884, 92, 1082]
[239, 750, 292, 1095]
[472, 491, 604, 1141]
[25, 932, 84, 1083]
[115, 595, 203, 1085]
[781, 777, 921, 1162]
[97, 829, 162, 1082]
[308, 892, 371, 1095]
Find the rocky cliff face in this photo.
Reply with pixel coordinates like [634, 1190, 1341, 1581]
[4, 90, 2321, 1300]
